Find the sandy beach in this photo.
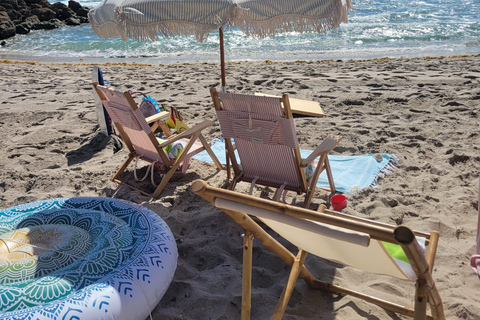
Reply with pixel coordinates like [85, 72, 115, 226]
[0, 55, 479, 319]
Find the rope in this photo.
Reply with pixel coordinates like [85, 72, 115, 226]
[133, 155, 158, 187]
[249, 176, 259, 195]
[273, 182, 288, 202]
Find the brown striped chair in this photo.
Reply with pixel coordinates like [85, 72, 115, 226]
[210, 88, 342, 208]
[94, 83, 223, 198]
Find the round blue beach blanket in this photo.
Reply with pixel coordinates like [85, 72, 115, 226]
[0, 197, 177, 320]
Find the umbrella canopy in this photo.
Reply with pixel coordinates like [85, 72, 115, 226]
[89, 0, 353, 86]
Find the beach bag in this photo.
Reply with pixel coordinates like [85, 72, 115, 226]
[139, 98, 157, 118]
[131, 92, 162, 118]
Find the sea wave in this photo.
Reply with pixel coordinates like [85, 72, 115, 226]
[1, 0, 479, 63]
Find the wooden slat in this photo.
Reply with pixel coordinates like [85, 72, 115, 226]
[255, 93, 324, 117]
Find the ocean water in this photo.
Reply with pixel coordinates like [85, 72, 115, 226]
[1, 0, 479, 63]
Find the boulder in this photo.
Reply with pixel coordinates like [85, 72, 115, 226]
[17, 15, 41, 33]
[16, 23, 30, 34]
[5, 9, 23, 24]
[76, 7, 89, 18]
[7, 9, 23, 24]
[51, 2, 75, 20]
[25, 15, 41, 27]
[24, 0, 45, 4]
[65, 17, 80, 26]
[18, 8, 31, 19]
[31, 7, 56, 21]
[2, 3, 14, 11]
[0, 0, 89, 40]
[67, 0, 82, 12]
[68, 1, 89, 18]
[0, 11, 16, 40]
[33, 18, 64, 30]
[78, 16, 88, 24]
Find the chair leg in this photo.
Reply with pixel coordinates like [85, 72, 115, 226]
[158, 119, 172, 137]
[304, 155, 327, 208]
[241, 231, 254, 320]
[112, 155, 134, 181]
[198, 134, 223, 170]
[229, 174, 241, 190]
[271, 250, 308, 320]
[224, 139, 232, 179]
[152, 135, 199, 198]
[304, 189, 314, 209]
[226, 152, 232, 180]
[414, 279, 428, 320]
[324, 157, 336, 194]
[152, 169, 175, 198]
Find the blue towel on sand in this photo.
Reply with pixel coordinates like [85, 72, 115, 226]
[193, 139, 398, 193]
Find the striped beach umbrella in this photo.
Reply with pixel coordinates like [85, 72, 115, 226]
[89, 0, 353, 88]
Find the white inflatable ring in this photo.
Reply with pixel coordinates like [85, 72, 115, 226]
[0, 197, 177, 320]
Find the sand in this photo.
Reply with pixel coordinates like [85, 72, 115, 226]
[0, 55, 479, 320]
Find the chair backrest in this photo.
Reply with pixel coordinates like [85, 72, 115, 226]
[94, 84, 170, 164]
[211, 89, 306, 190]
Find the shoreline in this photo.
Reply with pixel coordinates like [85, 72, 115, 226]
[1, 52, 480, 67]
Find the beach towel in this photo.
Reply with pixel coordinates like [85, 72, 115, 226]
[193, 138, 398, 193]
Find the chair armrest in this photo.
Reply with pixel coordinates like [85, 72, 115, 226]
[157, 120, 215, 147]
[145, 111, 170, 124]
[300, 135, 343, 167]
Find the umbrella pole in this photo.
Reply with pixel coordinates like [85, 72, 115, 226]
[219, 28, 226, 90]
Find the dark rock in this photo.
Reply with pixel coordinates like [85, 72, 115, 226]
[38, 0, 52, 9]
[76, 7, 89, 18]
[2, 4, 14, 11]
[1, 40, 5, 46]
[16, 15, 40, 34]
[31, 7, 56, 21]
[18, 8, 31, 19]
[6, 8, 23, 23]
[0, 0, 89, 40]
[68, 1, 89, 18]
[24, 15, 41, 28]
[24, 0, 45, 4]
[51, 2, 68, 10]
[51, 2, 75, 20]
[68, 0, 82, 12]
[16, 23, 30, 34]
[33, 18, 64, 30]
[0, 11, 16, 40]
[65, 17, 80, 26]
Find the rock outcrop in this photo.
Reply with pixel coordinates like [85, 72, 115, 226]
[0, 0, 90, 41]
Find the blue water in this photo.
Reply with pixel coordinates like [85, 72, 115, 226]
[1, 0, 479, 63]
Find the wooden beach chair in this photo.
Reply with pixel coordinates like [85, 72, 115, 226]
[92, 69, 172, 137]
[210, 88, 342, 208]
[93, 84, 223, 198]
[192, 180, 445, 320]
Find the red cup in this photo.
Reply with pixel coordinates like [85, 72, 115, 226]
[331, 194, 347, 210]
